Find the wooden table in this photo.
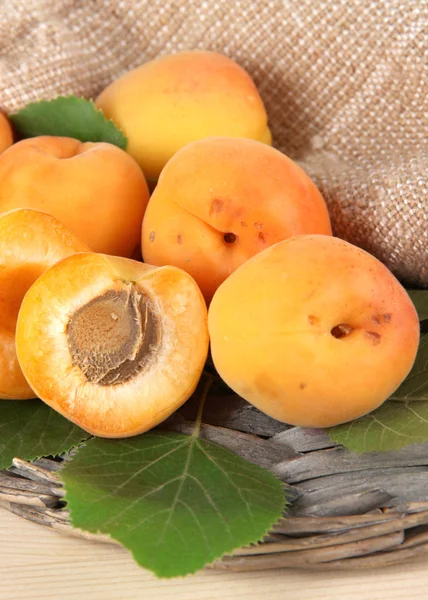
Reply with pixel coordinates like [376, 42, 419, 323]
[1, 507, 427, 599]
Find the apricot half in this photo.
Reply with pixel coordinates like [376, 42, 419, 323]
[0, 136, 149, 257]
[208, 235, 420, 428]
[142, 137, 332, 302]
[16, 253, 209, 437]
[0, 111, 13, 154]
[0, 208, 89, 399]
[96, 51, 271, 181]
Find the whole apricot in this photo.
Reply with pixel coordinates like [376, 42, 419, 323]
[0, 111, 13, 154]
[208, 235, 420, 428]
[96, 51, 271, 181]
[0, 208, 89, 399]
[16, 252, 209, 437]
[0, 136, 149, 257]
[142, 137, 332, 302]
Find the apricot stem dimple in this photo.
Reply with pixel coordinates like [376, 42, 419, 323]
[66, 284, 160, 385]
[224, 232, 237, 244]
[331, 323, 354, 339]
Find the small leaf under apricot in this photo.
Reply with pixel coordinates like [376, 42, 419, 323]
[328, 399, 428, 453]
[0, 400, 89, 470]
[328, 333, 428, 452]
[10, 96, 127, 149]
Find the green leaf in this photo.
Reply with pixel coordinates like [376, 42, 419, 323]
[61, 431, 286, 578]
[407, 289, 428, 322]
[327, 399, 428, 453]
[0, 400, 89, 470]
[10, 96, 127, 149]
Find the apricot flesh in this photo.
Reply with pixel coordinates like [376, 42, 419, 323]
[208, 235, 420, 428]
[0, 136, 149, 257]
[0, 112, 13, 154]
[96, 51, 271, 181]
[16, 253, 209, 437]
[142, 137, 332, 302]
[0, 208, 90, 399]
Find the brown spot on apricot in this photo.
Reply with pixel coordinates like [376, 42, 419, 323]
[254, 221, 264, 229]
[373, 313, 392, 325]
[300, 383, 307, 390]
[253, 373, 281, 399]
[210, 198, 224, 215]
[308, 315, 319, 326]
[149, 231, 155, 242]
[258, 231, 266, 243]
[240, 221, 248, 227]
[366, 330, 381, 345]
[177, 234, 183, 244]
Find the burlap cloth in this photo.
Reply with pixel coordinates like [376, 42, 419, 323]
[1, 0, 426, 286]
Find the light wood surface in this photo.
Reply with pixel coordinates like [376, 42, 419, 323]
[1, 508, 427, 600]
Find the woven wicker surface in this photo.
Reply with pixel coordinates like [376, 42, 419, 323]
[1, 0, 427, 286]
[1, 393, 428, 571]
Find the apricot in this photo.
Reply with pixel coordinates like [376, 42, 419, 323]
[208, 235, 420, 428]
[0, 136, 149, 257]
[16, 252, 209, 437]
[0, 208, 89, 400]
[142, 137, 332, 302]
[95, 51, 271, 181]
[0, 111, 13, 154]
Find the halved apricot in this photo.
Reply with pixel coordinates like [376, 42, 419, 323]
[16, 253, 209, 437]
[0, 208, 90, 399]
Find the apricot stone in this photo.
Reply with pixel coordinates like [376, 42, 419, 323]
[96, 51, 271, 181]
[0, 111, 13, 154]
[0, 136, 149, 257]
[208, 235, 420, 428]
[16, 252, 209, 437]
[142, 137, 332, 302]
[0, 208, 89, 399]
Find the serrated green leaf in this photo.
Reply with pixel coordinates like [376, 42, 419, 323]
[10, 96, 127, 149]
[407, 289, 428, 322]
[0, 400, 89, 470]
[327, 399, 428, 453]
[61, 431, 286, 578]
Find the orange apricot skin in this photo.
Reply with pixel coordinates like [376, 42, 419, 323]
[0, 112, 13, 154]
[0, 208, 90, 399]
[0, 136, 149, 257]
[15, 253, 209, 437]
[96, 51, 271, 181]
[142, 137, 332, 302]
[208, 235, 420, 428]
